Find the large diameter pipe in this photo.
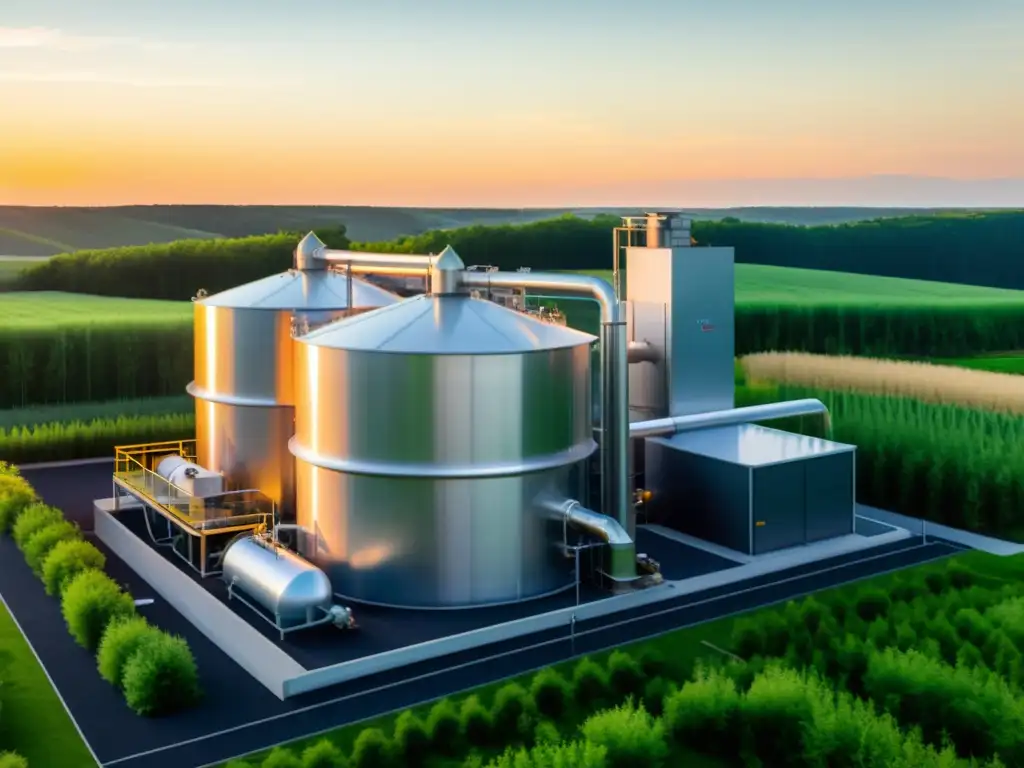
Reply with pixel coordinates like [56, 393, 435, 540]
[460, 270, 629, 539]
[627, 340, 659, 364]
[319, 249, 435, 277]
[540, 497, 636, 582]
[629, 398, 830, 439]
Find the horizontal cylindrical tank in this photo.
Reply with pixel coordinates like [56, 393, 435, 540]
[290, 293, 598, 609]
[222, 534, 333, 622]
[188, 259, 400, 518]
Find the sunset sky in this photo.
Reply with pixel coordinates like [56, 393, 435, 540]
[1, 0, 1022, 207]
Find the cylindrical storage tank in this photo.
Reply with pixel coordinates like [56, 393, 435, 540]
[222, 535, 333, 622]
[291, 293, 598, 609]
[188, 267, 400, 520]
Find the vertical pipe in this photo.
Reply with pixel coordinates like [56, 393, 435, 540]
[601, 318, 631, 539]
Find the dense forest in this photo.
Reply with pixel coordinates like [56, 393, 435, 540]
[353, 211, 1024, 290]
[12, 210, 1024, 296]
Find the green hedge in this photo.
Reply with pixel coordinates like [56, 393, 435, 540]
[0, 412, 194, 465]
[0, 466, 201, 718]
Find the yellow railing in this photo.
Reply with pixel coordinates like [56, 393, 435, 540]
[113, 439, 273, 532]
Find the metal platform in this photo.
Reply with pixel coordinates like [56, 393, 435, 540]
[112, 440, 275, 576]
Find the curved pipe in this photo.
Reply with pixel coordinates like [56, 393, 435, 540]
[628, 340, 659, 364]
[629, 398, 830, 439]
[539, 497, 636, 582]
[461, 270, 629, 539]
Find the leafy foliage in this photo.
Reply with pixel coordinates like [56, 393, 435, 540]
[60, 568, 136, 651]
[96, 616, 162, 689]
[41, 537, 106, 597]
[121, 630, 202, 716]
[0, 475, 37, 534]
[11, 502, 65, 549]
[21, 519, 80, 576]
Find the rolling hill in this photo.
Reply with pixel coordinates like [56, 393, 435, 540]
[0, 205, 997, 256]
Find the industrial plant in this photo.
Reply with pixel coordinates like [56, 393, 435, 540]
[95, 213, 890, 699]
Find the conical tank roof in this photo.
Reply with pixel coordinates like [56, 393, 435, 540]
[198, 269, 400, 310]
[299, 293, 596, 355]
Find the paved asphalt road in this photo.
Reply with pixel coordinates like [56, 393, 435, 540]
[8, 460, 965, 768]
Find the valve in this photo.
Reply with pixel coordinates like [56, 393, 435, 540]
[634, 488, 652, 506]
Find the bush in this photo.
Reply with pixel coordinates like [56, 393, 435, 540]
[663, 668, 742, 757]
[349, 727, 393, 768]
[580, 701, 667, 768]
[459, 694, 492, 747]
[299, 740, 345, 768]
[530, 667, 571, 720]
[641, 677, 672, 718]
[739, 665, 816, 765]
[61, 568, 136, 650]
[485, 740, 609, 768]
[41, 537, 107, 596]
[0, 753, 28, 768]
[392, 710, 430, 766]
[533, 720, 561, 745]
[425, 698, 460, 754]
[0, 475, 37, 534]
[571, 657, 609, 709]
[97, 616, 162, 689]
[606, 650, 645, 700]
[490, 682, 532, 742]
[855, 589, 892, 623]
[11, 502, 65, 549]
[261, 748, 302, 768]
[122, 631, 201, 716]
[22, 519, 80, 576]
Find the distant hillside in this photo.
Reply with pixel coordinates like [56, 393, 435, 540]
[0, 204, 998, 256]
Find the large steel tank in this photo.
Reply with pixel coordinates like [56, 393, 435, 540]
[290, 292, 598, 609]
[188, 240, 400, 520]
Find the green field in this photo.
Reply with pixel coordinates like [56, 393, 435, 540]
[579, 266, 1024, 307]
[0, 598, 94, 767]
[0, 291, 191, 328]
[0, 395, 191, 431]
[0, 257, 50, 288]
[936, 354, 1024, 374]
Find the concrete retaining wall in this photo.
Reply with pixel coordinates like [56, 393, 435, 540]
[93, 500, 305, 700]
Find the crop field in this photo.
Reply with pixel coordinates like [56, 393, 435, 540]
[0, 291, 191, 328]
[222, 551, 1024, 768]
[741, 352, 1024, 415]
[562, 268, 1024, 357]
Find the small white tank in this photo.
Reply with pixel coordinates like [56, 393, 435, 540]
[155, 455, 224, 497]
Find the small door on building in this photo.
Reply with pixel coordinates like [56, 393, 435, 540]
[752, 462, 806, 555]
[804, 453, 855, 542]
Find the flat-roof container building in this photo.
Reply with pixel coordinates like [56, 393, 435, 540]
[644, 423, 855, 556]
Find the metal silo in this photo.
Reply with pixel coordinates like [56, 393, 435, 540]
[289, 250, 599, 608]
[187, 232, 402, 520]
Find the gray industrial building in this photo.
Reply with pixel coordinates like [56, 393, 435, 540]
[644, 423, 856, 556]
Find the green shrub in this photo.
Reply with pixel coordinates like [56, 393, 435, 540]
[484, 740, 609, 768]
[491, 682, 532, 742]
[0, 752, 28, 768]
[60, 568, 136, 650]
[571, 657, 609, 709]
[606, 650, 645, 700]
[41, 537, 106, 596]
[739, 665, 818, 764]
[529, 667, 571, 720]
[11, 502, 65, 549]
[299, 739, 346, 768]
[392, 710, 430, 766]
[122, 631, 201, 716]
[0, 475, 37, 534]
[97, 616, 162, 689]
[855, 589, 892, 622]
[580, 700, 667, 768]
[261, 748, 302, 768]
[662, 667, 741, 756]
[349, 727, 393, 768]
[641, 677, 672, 718]
[22, 519, 80, 576]
[633, 646, 667, 679]
[459, 694, 492, 747]
[225, 761, 254, 768]
[425, 698, 460, 754]
[533, 720, 561, 745]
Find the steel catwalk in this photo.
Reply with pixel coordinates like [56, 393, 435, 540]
[290, 293, 598, 608]
[188, 260, 400, 519]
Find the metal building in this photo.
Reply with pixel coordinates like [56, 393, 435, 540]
[644, 423, 856, 556]
[188, 234, 400, 520]
[289, 267, 599, 609]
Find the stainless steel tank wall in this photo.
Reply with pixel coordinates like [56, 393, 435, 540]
[290, 340, 596, 608]
[191, 304, 351, 518]
[294, 462, 586, 608]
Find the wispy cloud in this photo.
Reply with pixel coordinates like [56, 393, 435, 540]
[0, 71, 248, 88]
[0, 26, 182, 52]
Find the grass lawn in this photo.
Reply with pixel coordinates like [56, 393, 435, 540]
[0, 597, 95, 767]
[221, 547, 1020, 767]
[0, 291, 191, 329]
[935, 354, 1024, 375]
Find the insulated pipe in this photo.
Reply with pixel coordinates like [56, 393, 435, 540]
[459, 270, 630, 542]
[627, 340, 659, 364]
[539, 496, 636, 582]
[294, 232, 434, 277]
[628, 398, 830, 439]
